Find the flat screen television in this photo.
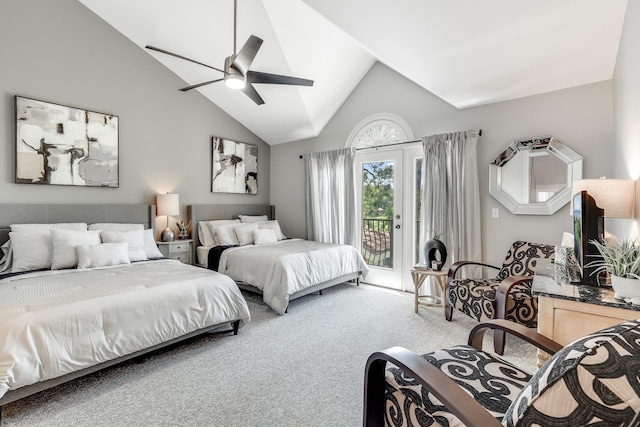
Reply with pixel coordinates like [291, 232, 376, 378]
[572, 190, 604, 284]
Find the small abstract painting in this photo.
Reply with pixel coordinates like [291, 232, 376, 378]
[211, 137, 258, 194]
[15, 96, 119, 187]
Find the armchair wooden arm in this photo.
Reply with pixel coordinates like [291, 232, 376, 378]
[363, 346, 502, 427]
[493, 276, 535, 354]
[468, 319, 563, 356]
[447, 260, 500, 282]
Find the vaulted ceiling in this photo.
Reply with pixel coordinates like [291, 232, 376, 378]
[79, 0, 627, 145]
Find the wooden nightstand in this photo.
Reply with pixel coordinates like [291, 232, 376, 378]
[156, 239, 193, 264]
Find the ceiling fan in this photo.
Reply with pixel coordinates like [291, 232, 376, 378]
[145, 0, 313, 105]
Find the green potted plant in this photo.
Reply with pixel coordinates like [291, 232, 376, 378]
[589, 239, 640, 302]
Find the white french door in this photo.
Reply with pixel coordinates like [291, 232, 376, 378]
[356, 145, 422, 291]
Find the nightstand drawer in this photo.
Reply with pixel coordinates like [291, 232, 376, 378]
[168, 242, 190, 253]
[171, 253, 189, 263]
[156, 239, 193, 265]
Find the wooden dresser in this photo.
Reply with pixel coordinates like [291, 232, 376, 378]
[532, 259, 640, 367]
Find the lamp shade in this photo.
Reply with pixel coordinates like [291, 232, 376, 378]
[156, 193, 179, 217]
[572, 179, 635, 218]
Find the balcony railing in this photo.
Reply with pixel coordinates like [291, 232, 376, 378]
[361, 219, 424, 267]
[361, 218, 393, 267]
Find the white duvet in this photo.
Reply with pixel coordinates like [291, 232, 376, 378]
[0, 259, 250, 400]
[218, 239, 369, 314]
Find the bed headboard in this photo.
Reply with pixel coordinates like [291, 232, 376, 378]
[187, 204, 275, 262]
[0, 204, 156, 246]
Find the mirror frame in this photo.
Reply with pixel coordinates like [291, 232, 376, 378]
[489, 137, 582, 215]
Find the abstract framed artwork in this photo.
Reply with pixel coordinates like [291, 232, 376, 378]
[15, 96, 119, 187]
[211, 136, 258, 194]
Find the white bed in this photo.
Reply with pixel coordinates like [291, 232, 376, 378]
[188, 204, 369, 315]
[218, 239, 369, 314]
[0, 204, 251, 418]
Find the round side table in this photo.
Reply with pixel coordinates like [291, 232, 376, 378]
[411, 264, 448, 316]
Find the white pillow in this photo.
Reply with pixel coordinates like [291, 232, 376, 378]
[213, 224, 240, 246]
[100, 230, 148, 262]
[198, 221, 215, 246]
[206, 220, 241, 246]
[239, 215, 269, 223]
[10, 223, 88, 233]
[88, 223, 144, 232]
[143, 229, 164, 258]
[76, 242, 130, 269]
[258, 220, 286, 241]
[254, 229, 278, 245]
[234, 223, 259, 246]
[198, 220, 239, 246]
[9, 232, 53, 272]
[51, 229, 101, 270]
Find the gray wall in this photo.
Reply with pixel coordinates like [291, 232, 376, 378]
[612, 0, 640, 240]
[0, 0, 269, 235]
[1, 0, 621, 266]
[271, 62, 613, 266]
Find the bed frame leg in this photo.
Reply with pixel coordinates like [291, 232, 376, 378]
[356, 277, 360, 286]
[318, 290, 323, 295]
[232, 320, 240, 335]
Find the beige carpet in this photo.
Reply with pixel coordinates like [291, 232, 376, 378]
[2, 283, 539, 426]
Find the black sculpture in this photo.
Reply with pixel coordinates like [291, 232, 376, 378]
[424, 237, 447, 271]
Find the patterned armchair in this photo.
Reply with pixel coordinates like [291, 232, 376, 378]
[445, 241, 554, 354]
[363, 319, 640, 427]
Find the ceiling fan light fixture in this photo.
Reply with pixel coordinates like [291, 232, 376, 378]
[224, 55, 245, 89]
[147, 0, 313, 104]
[225, 74, 246, 89]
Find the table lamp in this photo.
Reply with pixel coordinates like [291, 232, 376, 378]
[156, 193, 179, 242]
[572, 179, 635, 220]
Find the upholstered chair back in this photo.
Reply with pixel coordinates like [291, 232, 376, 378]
[496, 241, 555, 280]
[504, 319, 640, 426]
[373, 320, 640, 426]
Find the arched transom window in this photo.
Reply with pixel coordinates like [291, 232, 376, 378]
[347, 113, 414, 149]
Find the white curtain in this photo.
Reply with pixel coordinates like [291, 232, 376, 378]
[303, 148, 357, 246]
[420, 130, 481, 270]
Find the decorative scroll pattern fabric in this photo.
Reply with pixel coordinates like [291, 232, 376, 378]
[447, 278, 538, 326]
[447, 241, 554, 326]
[496, 241, 555, 280]
[503, 319, 640, 426]
[384, 345, 531, 426]
[382, 320, 640, 426]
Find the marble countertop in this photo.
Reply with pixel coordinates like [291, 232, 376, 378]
[532, 259, 640, 312]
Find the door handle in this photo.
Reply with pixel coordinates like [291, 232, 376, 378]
[395, 224, 401, 229]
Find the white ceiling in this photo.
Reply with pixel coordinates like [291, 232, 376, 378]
[79, 0, 627, 145]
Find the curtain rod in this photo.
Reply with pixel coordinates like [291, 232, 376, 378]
[299, 129, 482, 159]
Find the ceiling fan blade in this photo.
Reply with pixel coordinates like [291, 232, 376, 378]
[179, 78, 224, 91]
[247, 71, 313, 87]
[146, 45, 227, 75]
[232, 35, 263, 75]
[241, 84, 265, 105]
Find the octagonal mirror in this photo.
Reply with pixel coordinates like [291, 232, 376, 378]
[489, 137, 582, 215]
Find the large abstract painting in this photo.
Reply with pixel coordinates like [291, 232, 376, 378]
[15, 96, 119, 187]
[211, 137, 258, 194]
